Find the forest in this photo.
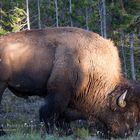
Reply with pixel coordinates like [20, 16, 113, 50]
[0, 0, 140, 80]
[0, 0, 140, 140]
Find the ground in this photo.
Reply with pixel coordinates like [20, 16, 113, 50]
[0, 89, 140, 140]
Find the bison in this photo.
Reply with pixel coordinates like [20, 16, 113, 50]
[0, 27, 140, 138]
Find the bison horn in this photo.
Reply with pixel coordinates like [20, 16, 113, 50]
[118, 90, 127, 108]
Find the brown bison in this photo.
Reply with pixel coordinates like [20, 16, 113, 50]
[0, 27, 140, 138]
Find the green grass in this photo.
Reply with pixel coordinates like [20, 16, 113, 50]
[1, 91, 140, 140]
[0, 129, 139, 140]
[75, 128, 89, 139]
[0, 133, 74, 140]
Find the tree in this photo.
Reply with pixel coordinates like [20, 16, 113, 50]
[0, 0, 140, 81]
[85, 6, 89, 30]
[98, 0, 107, 38]
[0, 2, 26, 35]
[120, 32, 127, 78]
[54, 0, 59, 27]
[102, 0, 107, 38]
[69, 0, 73, 26]
[37, 0, 41, 29]
[26, 0, 30, 30]
[129, 32, 136, 80]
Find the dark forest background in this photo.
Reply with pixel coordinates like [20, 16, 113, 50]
[0, 0, 140, 80]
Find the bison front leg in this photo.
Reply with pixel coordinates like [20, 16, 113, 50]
[39, 58, 73, 134]
[39, 96, 56, 134]
[39, 78, 72, 134]
[39, 91, 71, 134]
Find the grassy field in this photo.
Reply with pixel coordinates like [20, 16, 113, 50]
[1, 89, 140, 140]
[0, 133, 138, 140]
[0, 89, 93, 140]
[0, 134, 74, 140]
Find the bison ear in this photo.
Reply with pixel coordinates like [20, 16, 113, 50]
[117, 90, 127, 108]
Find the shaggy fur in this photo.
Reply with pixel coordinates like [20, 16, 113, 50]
[0, 27, 140, 138]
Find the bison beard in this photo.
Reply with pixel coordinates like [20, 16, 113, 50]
[0, 27, 140, 138]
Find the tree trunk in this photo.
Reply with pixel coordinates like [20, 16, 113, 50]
[54, 0, 59, 27]
[98, 0, 103, 37]
[98, 0, 107, 38]
[26, 0, 30, 30]
[85, 6, 89, 30]
[69, 0, 73, 26]
[0, 2, 2, 20]
[102, 0, 107, 38]
[37, 0, 41, 29]
[130, 32, 136, 80]
[121, 32, 127, 78]
[120, 0, 126, 13]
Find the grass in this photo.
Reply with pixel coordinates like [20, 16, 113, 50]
[1, 90, 140, 140]
[0, 125, 140, 140]
[0, 132, 73, 140]
[75, 128, 89, 139]
[0, 121, 78, 140]
[0, 122, 91, 140]
[0, 90, 92, 140]
[0, 133, 74, 140]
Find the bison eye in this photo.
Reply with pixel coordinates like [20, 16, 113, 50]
[117, 91, 127, 108]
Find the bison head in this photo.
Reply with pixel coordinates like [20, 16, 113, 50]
[98, 83, 140, 138]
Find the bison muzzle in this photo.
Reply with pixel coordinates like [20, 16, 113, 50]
[0, 27, 140, 138]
